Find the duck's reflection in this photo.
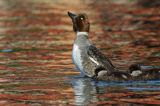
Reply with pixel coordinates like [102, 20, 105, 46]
[71, 77, 101, 105]
[70, 76, 160, 106]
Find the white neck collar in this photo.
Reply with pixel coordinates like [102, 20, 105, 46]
[76, 32, 88, 36]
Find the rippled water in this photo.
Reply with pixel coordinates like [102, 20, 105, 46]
[69, 76, 160, 105]
[0, 0, 159, 105]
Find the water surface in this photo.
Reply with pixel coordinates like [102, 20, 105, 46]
[0, 0, 159, 105]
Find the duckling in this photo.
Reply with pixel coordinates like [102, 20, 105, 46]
[129, 64, 160, 80]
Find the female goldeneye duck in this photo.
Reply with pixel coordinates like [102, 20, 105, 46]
[68, 11, 160, 81]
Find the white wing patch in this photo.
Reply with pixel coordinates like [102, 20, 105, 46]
[131, 70, 142, 77]
[122, 75, 128, 79]
[89, 56, 99, 65]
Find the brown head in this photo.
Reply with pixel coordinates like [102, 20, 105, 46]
[68, 11, 90, 32]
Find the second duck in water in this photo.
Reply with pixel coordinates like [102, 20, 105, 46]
[68, 11, 159, 81]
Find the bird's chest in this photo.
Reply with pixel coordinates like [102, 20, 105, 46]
[72, 44, 83, 71]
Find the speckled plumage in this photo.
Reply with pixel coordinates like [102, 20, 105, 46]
[72, 32, 130, 81]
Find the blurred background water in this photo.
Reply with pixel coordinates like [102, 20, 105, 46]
[0, 0, 159, 105]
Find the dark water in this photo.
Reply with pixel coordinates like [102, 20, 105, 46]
[0, 0, 159, 105]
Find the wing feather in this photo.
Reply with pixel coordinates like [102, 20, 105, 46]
[87, 45, 115, 72]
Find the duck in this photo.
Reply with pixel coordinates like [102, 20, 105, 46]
[68, 11, 131, 81]
[129, 64, 160, 80]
